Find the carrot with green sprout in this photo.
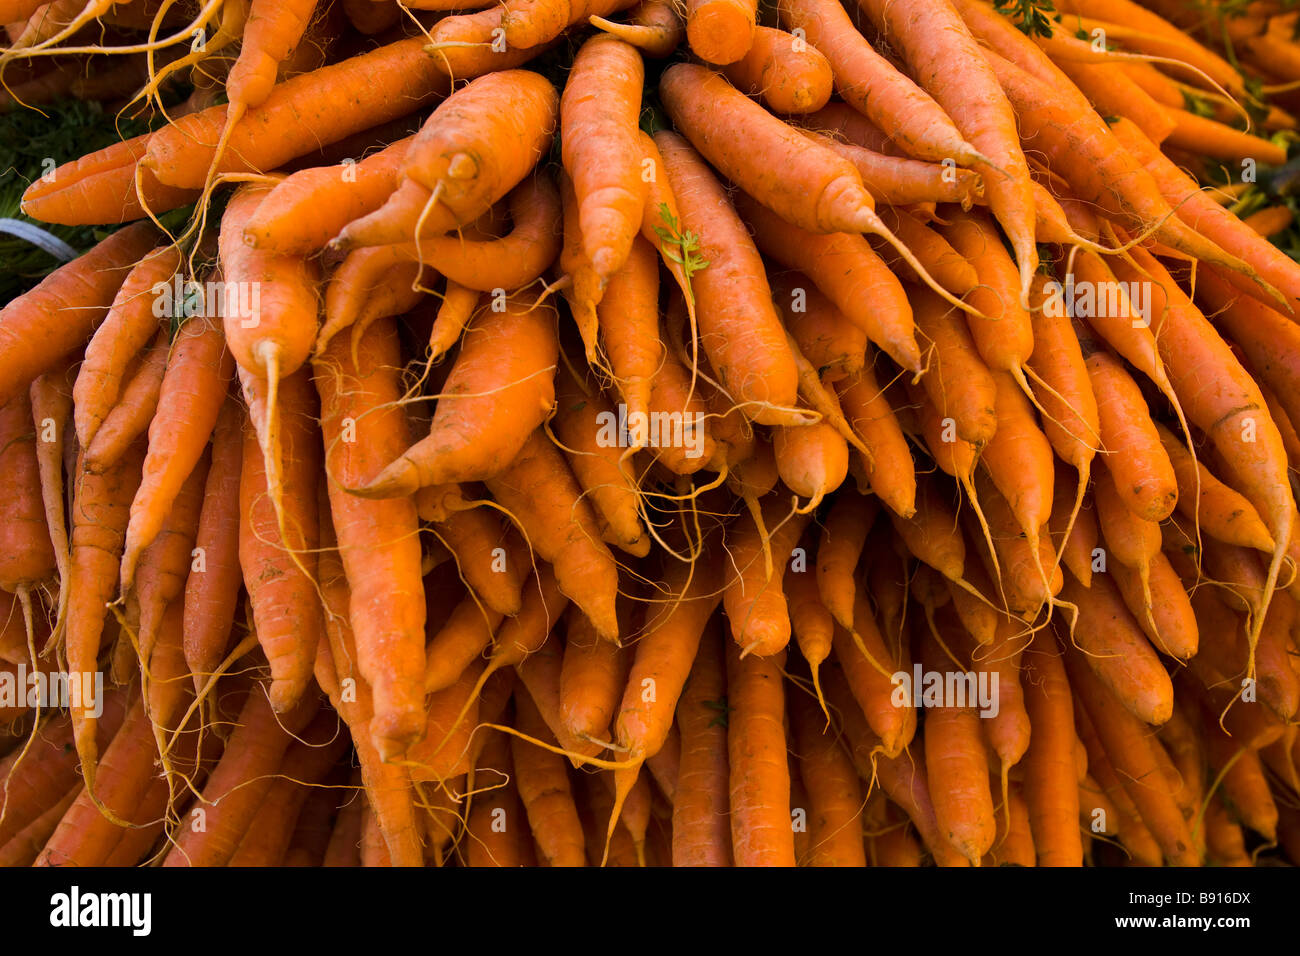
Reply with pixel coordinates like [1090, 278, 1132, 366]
[653, 131, 802, 426]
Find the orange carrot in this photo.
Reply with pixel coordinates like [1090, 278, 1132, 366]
[721, 26, 833, 114]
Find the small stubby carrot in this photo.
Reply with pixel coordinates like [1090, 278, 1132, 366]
[82, 331, 169, 474]
[485, 430, 620, 641]
[118, 312, 235, 593]
[239, 370, 321, 713]
[722, 494, 810, 657]
[789, 686, 866, 866]
[355, 295, 557, 498]
[773, 407, 848, 511]
[653, 131, 801, 426]
[0, 223, 156, 405]
[182, 398, 243, 692]
[720, 26, 832, 114]
[1020, 628, 1083, 867]
[684, 0, 755, 64]
[242, 136, 413, 255]
[74, 245, 177, 449]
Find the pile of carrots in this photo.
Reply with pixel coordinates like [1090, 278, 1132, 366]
[3, 0, 1300, 868]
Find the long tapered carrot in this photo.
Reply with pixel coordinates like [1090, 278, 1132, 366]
[726, 641, 793, 865]
[238, 370, 321, 712]
[0, 223, 155, 405]
[182, 398, 243, 692]
[1021, 629, 1083, 866]
[789, 687, 866, 866]
[672, 626, 732, 866]
[511, 686, 587, 866]
[777, 0, 979, 165]
[854, 0, 1038, 299]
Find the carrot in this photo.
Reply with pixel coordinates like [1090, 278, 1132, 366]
[864, 208, 980, 295]
[130, 446, 207, 669]
[653, 131, 802, 426]
[140, 38, 447, 191]
[981, 369, 1055, 546]
[27, 361, 72, 603]
[316, 545, 423, 865]
[721, 26, 833, 114]
[315, 317, 426, 759]
[771, 271, 867, 383]
[182, 398, 243, 692]
[559, 608, 630, 747]
[1067, 651, 1198, 865]
[801, 125, 981, 211]
[833, 593, 913, 757]
[355, 294, 557, 498]
[64, 443, 146, 784]
[387, 176, 563, 293]
[424, 594, 502, 695]
[786, 543, 834, 708]
[239, 370, 321, 712]
[593, 233, 661, 433]
[435, 506, 526, 618]
[669, 626, 731, 865]
[684, 0, 755, 64]
[737, 192, 920, 375]
[911, 287, 998, 447]
[1084, 351, 1177, 523]
[560, 34, 643, 282]
[788, 686, 864, 867]
[242, 136, 414, 255]
[1049, 55, 1176, 144]
[74, 245, 177, 449]
[725, 640, 793, 865]
[722, 494, 810, 657]
[1112, 548, 1199, 663]
[968, 472, 1059, 616]
[773, 408, 848, 511]
[1059, 570, 1172, 727]
[465, 729, 531, 867]
[815, 492, 878, 631]
[163, 690, 319, 866]
[777, 0, 978, 165]
[0, 223, 155, 404]
[552, 375, 649, 557]
[590, 0, 681, 57]
[1020, 629, 1083, 866]
[0, 391, 56, 607]
[985, 55, 1266, 292]
[511, 687, 587, 866]
[315, 245, 424, 355]
[82, 331, 169, 473]
[118, 310, 234, 592]
[484, 430, 620, 641]
[0, 784, 78, 867]
[854, 0, 1038, 299]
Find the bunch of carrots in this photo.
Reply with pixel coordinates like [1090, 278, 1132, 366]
[2, 0, 1300, 867]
